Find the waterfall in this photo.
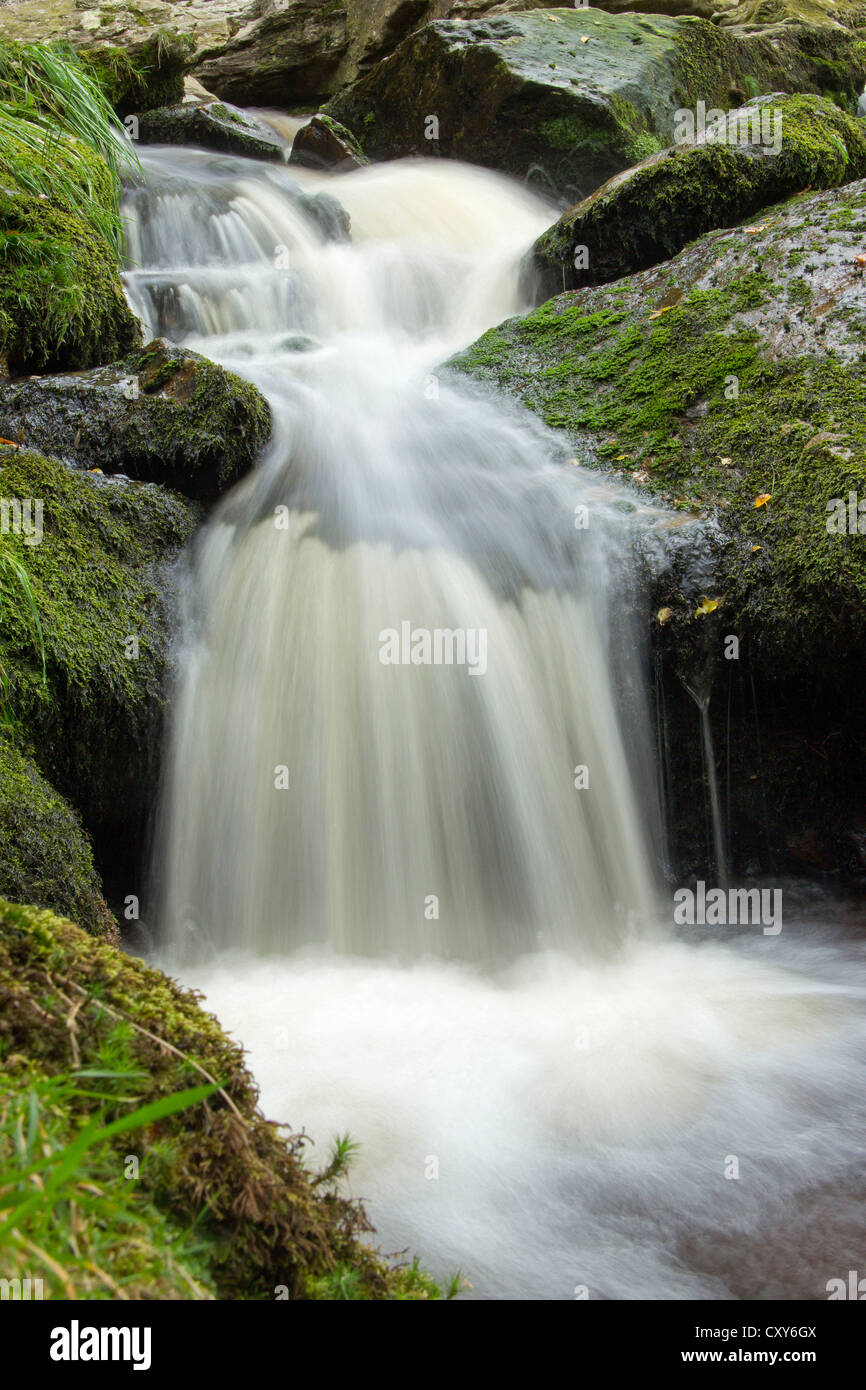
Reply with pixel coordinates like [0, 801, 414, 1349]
[128, 149, 661, 964]
[130, 146, 866, 1300]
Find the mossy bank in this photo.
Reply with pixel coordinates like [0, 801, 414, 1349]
[0, 899, 450, 1299]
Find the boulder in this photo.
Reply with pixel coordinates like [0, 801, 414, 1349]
[288, 114, 369, 172]
[136, 100, 288, 161]
[0, 186, 141, 376]
[0, 735, 117, 940]
[193, 0, 554, 106]
[325, 9, 866, 203]
[0, 340, 272, 504]
[0, 443, 199, 890]
[451, 178, 866, 875]
[530, 94, 866, 298]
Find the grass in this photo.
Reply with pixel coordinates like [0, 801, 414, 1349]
[0, 41, 139, 253]
[0, 1041, 221, 1299]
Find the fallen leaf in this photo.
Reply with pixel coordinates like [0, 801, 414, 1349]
[695, 596, 720, 617]
[580, 35, 589, 42]
[745, 224, 768, 234]
[87, 467, 103, 474]
[754, 493, 771, 508]
[855, 254, 866, 266]
[751, 544, 763, 552]
[648, 306, 673, 321]
[720, 456, 732, 466]
[657, 607, 672, 625]
[0, 437, 20, 448]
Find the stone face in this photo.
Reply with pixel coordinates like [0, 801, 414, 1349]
[530, 94, 866, 298]
[0, 340, 272, 503]
[451, 179, 866, 874]
[326, 9, 866, 203]
[137, 101, 288, 161]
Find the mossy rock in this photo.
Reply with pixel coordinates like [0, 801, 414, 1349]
[289, 114, 369, 172]
[452, 178, 866, 873]
[325, 9, 866, 203]
[80, 33, 194, 117]
[531, 94, 866, 297]
[0, 899, 447, 1299]
[137, 100, 286, 161]
[0, 734, 116, 940]
[0, 186, 141, 375]
[0, 340, 272, 503]
[0, 445, 199, 887]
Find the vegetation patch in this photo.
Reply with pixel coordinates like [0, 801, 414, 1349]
[0, 900, 452, 1300]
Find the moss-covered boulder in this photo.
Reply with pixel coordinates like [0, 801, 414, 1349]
[0, 445, 199, 888]
[0, 899, 446, 1299]
[289, 114, 368, 173]
[0, 735, 116, 941]
[326, 9, 866, 202]
[531, 94, 866, 297]
[0, 340, 272, 504]
[452, 178, 866, 875]
[137, 100, 287, 161]
[0, 186, 140, 376]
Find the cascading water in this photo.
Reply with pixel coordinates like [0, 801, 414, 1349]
[129, 146, 866, 1299]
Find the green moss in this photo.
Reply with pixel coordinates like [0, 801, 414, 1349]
[0, 900, 449, 1300]
[454, 181, 866, 672]
[533, 95, 866, 296]
[0, 187, 140, 374]
[0, 734, 116, 940]
[0, 446, 198, 840]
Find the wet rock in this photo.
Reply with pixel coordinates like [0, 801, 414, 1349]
[0, 340, 272, 503]
[137, 101, 287, 162]
[326, 10, 866, 203]
[530, 94, 866, 298]
[288, 114, 368, 173]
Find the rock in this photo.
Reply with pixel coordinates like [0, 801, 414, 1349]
[289, 114, 369, 173]
[0, 3, 240, 111]
[0, 735, 117, 941]
[530, 94, 866, 298]
[193, 0, 553, 107]
[0, 898, 446, 1299]
[78, 32, 194, 116]
[325, 9, 866, 203]
[598, 0, 866, 22]
[137, 101, 288, 162]
[0, 340, 272, 503]
[0, 187, 141, 376]
[0, 443, 199, 889]
[451, 178, 866, 875]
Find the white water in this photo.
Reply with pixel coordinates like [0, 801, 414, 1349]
[126, 148, 866, 1299]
